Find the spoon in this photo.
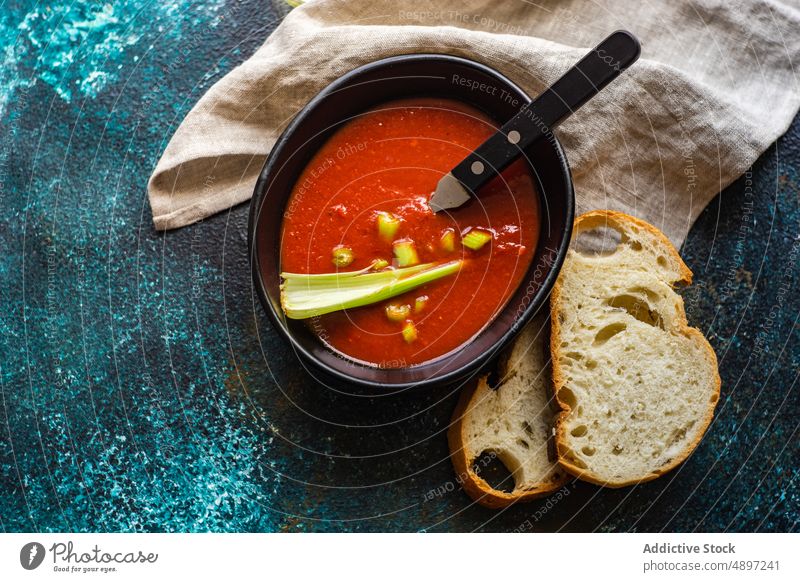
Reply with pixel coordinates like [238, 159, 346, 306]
[429, 30, 641, 212]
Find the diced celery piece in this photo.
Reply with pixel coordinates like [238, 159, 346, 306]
[385, 303, 411, 322]
[402, 320, 418, 343]
[393, 240, 419, 266]
[414, 295, 428, 313]
[332, 246, 354, 267]
[440, 229, 456, 252]
[377, 211, 400, 241]
[462, 229, 492, 251]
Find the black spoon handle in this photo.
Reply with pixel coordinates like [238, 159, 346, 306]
[450, 30, 640, 195]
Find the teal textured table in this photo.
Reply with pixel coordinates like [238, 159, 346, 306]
[0, 1, 797, 532]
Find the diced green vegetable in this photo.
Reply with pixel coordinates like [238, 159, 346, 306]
[462, 229, 492, 251]
[393, 239, 419, 267]
[414, 295, 428, 313]
[385, 303, 411, 322]
[377, 211, 400, 241]
[332, 246, 354, 267]
[371, 258, 389, 270]
[402, 320, 418, 343]
[280, 260, 463, 319]
[440, 228, 456, 253]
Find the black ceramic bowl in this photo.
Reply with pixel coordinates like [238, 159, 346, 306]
[249, 54, 574, 391]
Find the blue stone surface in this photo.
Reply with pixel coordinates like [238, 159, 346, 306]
[0, 1, 797, 532]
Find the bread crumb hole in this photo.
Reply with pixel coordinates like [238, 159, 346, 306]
[522, 421, 536, 437]
[612, 444, 624, 455]
[630, 286, 660, 303]
[586, 359, 597, 370]
[573, 226, 622, 257]
[559, 386, 578, 409]
[570, 425, 588, 437]
[486, 360, 503, 389]
[629, 240, 643, 251]
[668, 428, 687, 446]
[581, 446, 596, 456]
[568, 454, 588, 469]
[606, 294, 664, 328]
[594, 322, 627, 344]
[473, 451, 515, 493]
[517, 439, 530, 450]
[657, 255, 667, 267]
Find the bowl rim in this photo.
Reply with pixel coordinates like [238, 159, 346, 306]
[248, 53, 574, 389]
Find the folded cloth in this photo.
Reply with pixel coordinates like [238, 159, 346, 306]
[148, 0, 800, 244]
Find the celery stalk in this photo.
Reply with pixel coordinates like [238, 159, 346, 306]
[281, 260, 462, 319]
[280, 259, 420, 282]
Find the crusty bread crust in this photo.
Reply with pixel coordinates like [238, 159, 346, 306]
[550, 210, 721, 487]
[448, 376, 569, 508]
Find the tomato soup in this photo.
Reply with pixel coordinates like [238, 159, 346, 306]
[279, 98, 539, 366]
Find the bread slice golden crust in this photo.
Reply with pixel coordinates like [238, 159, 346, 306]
[550, 210, 720, 488]
[448, 314, 570, 508]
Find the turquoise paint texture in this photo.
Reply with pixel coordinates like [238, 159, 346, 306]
[1, 0, 798, 532]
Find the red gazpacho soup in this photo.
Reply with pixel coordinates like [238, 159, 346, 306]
[279, 98, 540, 367]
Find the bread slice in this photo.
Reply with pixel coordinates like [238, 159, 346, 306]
[448, 311, 570, 508]
[550, 210, 720, 487]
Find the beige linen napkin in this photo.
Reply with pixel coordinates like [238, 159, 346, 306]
[148, 0, 800, 245]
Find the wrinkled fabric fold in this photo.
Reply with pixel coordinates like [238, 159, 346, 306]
[148, 0, 800, 244]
